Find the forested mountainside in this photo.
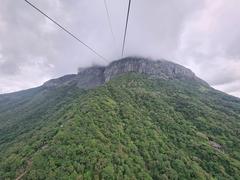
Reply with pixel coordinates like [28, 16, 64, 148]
[0, 57, 240, 179]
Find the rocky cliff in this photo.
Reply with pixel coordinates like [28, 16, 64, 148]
[43, 57, 208, 89]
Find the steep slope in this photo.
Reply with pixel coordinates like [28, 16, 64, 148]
[0, 86, 86, 148]
[0, 58, 240, 179]
[43, 57, 208, 89]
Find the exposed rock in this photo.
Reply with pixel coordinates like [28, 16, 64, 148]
[43, 57, 209, 89]
[104, 57, 199, 82]
[76, 66, 105, 89]
[209, 141, 222, 151]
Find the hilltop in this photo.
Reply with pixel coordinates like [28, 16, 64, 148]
[44, 57, 208, 89]
[0, 57, 240, 179]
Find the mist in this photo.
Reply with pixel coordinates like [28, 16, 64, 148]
[0, 0, 240, 97]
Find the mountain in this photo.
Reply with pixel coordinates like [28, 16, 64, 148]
[43, 57, 208, 89]
[0, 57, 240, 179]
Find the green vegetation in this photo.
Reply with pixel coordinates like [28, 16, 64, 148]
[0, 73, 240, 179]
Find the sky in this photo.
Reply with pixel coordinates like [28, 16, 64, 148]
[0, 0, 240, 97]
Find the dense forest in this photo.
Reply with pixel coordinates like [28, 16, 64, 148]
[0, 73, 240, 179]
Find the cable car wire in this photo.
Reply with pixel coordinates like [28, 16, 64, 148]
[24, 0, 108, 62]
[121, 0, 132, 57]
[104, 0, 117, 51]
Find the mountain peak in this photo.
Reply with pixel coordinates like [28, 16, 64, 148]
[2, 59, 240, 180]
[105, 57, 196, 81]
[44, 57, 208, 89]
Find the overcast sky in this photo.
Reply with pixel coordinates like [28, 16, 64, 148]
[0, 0, 240, 97]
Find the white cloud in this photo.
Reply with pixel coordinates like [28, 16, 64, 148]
[175, 0, 240, 97]
[0, 56, 53, 93]
[213, 80, 240, 97]
[0, 0, 239, 98]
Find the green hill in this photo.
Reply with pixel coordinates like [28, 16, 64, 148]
[0, 58, 240, 179]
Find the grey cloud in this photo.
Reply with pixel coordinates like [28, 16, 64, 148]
[0, 0, 240, 97]
[0, 60, 20, 75]
[175, 0, 240, 97]
[213, 79, 240, 97]
[125, 0, 205, 59]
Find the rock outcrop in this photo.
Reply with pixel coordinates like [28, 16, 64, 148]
[105, 57, 197, 81]
[43, 57, 208, 89]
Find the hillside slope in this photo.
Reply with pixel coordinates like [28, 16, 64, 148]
[0, 58, 240, 179]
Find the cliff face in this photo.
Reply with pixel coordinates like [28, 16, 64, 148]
[43, 57, 208, 89]
[104, 57, 196, 81]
